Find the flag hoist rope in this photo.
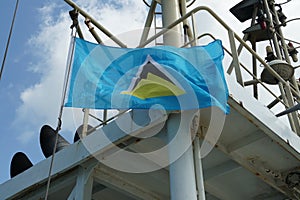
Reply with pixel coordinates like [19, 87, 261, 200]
[44, 30, 77, 200]
[0, 0, 19, 80]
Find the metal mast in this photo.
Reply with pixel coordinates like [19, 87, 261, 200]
[230, 0, 300, 135]
[160, 0, 202, 200]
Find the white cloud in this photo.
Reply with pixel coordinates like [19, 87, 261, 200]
[17, 130, 35, 144]
[13, 0, 300, 145]
[14, 0, 148, 144]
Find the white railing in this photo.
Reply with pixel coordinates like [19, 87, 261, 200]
[64, 0, 300, 136]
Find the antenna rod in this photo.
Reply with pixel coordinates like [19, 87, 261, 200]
[0, 0, 19, 80]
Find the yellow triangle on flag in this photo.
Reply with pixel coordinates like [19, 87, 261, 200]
[121, 73, 185, 100]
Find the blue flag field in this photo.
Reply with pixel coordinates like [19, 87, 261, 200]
[65, 38, 229, 113]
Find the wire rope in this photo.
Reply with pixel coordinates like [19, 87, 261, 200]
[44, 29, 77, 200]
[0, 0, 19, 80]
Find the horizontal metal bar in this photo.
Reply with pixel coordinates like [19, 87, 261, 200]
[190, 32, 288, 108]
[244, 79, 260, 86]
[267, 95, 282, 109]
[138, 6, 300, 98]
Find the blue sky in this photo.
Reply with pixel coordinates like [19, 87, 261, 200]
[0, 0, 300, 185]
[0, 0, 51, 183]
[0, 0, 150, 184]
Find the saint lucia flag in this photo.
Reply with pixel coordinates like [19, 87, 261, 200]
[65, 38, 229, 113]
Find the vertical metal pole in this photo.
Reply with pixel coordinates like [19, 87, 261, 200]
[161, 0, 182, 47]
[252, 42, 258, 99]
[161, 1, 198, 199]
[191, 13, 197, 46]
[266, 0, 300, 134]
[284, 82, 300, 135]
[103, 110, 108, 124]
[227, 8, 256, 75]
[180, 0, 195, 46]
[167, 113, 198, 200]
[269, 3, 290, 63]
[82, 108, 89, 137]
[228, 30, 244, 86]
[269, 2, 300, 95]
[262, 0, 282, 59]
[68, 163, 95, 200]
[278, 82, 296, 132]
[139, 0, 157, 46]
[194, 136, 206, 200]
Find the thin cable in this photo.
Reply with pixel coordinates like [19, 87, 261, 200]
[283, 37, 300, 49]
[44, 30, 77, 200]
[187, 0, 196, 7]
[278, 0, 292, 6]
[0, 0, 19, 80]
[275, 17, 300, 28]
[142, 0, 151, 7]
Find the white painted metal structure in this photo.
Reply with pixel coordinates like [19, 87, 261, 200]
[1, 0, 300, 199]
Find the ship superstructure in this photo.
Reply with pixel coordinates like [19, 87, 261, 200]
[0, 0, 300, 199]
